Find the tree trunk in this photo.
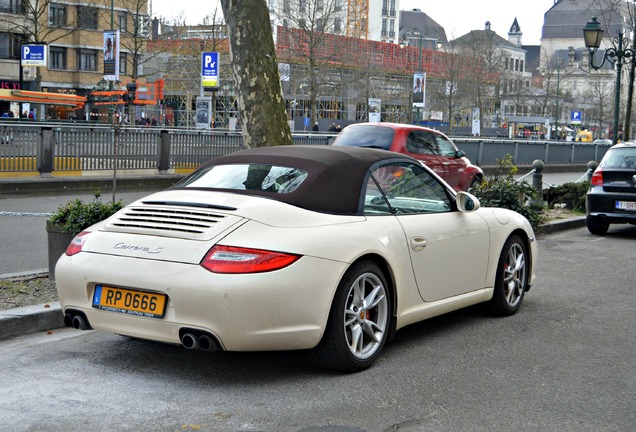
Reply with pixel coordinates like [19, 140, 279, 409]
[219, 0, 292, 148]
[624, 50, 636, 141]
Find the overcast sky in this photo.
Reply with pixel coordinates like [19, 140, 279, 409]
[150, 0, 557, 45]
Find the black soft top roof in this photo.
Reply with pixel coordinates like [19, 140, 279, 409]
[182, 145, 416, 215]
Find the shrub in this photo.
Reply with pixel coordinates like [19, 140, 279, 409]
[49, 191, 125, 235]
[469, 154, 545, 231]
[543, 181, 589, 212]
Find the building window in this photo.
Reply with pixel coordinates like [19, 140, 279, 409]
[0, 32, 24, 59]
[0, 0, 25, 14]
[268, 0, 274, 11]
[119, 52, 127, 75]
[135, 14, 150, 37]
[334, 17, 341, 33]
[77, 49, 97, 71]
[117, 12, 128, 32]
[77, 6, 98, 30]
[49, 47, 67, 70]
[49, 3, 67, 27]
[299, 0, 306, 12]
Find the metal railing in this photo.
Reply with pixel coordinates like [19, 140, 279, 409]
[0, 123, 613, 176]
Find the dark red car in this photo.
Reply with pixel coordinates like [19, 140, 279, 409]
[333, 123, 483, 191]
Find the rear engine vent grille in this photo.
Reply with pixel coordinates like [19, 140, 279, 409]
[110, 206, 227, 234]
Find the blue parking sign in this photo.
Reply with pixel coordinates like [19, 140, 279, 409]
[201, 52, 219, 89]
[571, 111, 582, 124]
[21, 44, 47, 67]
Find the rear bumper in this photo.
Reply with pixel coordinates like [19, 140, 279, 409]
[586, 190, 636, 223]
[55, 252, 347, 351]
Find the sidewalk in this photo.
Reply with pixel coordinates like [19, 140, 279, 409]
[0, 215, 587, 341]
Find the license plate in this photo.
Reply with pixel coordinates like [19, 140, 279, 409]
[615, 201, 636, 211]
[92, 285, 167, 318]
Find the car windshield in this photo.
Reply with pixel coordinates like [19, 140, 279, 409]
[335, 126, 395, 150]
[175, 164, 308, 193]
[601, 148, 636, 169]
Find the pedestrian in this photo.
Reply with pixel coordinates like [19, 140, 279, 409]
[312, 122, 319, 132]
[335, 124, 342, 132]
[328, 123, 336, 132]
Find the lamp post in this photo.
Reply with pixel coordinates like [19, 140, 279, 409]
[584, 16, 634, 144]
[555, 58, 561, 139]
[400, 30, 423, 123]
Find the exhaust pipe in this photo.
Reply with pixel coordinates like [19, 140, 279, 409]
[72, 314, 88, 330]
[198, 334, 220, 352]
[64, 312, 92, 330]
[181, 333, 199, 350]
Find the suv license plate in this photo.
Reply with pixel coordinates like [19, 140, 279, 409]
[615, 201, 636, 211]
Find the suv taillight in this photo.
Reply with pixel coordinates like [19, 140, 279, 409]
[590, 169, 603, 186]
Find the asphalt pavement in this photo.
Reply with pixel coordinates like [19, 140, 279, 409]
[0, 172, 587, 340]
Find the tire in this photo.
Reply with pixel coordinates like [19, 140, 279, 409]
[487, 235, 528, 316]
[307, 261, 391, 372]
[469, 176, 482, 190]
[587, 216, 609, 235]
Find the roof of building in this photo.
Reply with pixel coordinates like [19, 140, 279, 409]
[399, 9, 448, 45]
[509, 18, 521, 34]
[452, 26, 523, 52]
[542, 0, 626, 40]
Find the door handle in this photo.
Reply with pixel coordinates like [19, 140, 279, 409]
[410, 237, 428, 251]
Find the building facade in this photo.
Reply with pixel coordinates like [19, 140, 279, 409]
[0, 0, 150, 119]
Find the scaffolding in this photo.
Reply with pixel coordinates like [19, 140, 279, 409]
[147, 26, 460, 127]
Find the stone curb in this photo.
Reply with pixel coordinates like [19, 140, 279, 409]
[0, 217, 587, 340]
[0, 302, 64, 340]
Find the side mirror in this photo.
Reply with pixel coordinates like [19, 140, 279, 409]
[456, 149, 466, 158]
[456, 191, 480, 213]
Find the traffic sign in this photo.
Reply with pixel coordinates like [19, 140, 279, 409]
[21, 44, 47, 67]
[201, 52, 219, 90]
[571, 111, 582, 124]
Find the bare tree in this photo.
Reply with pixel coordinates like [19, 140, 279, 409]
[117, 0, 152, 81]
[586, 73, 615, 137]
[454, 29, 505, 135]
[274, 0, 346, 125]
[219, 0, 291, 147]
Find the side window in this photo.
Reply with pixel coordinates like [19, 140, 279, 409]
[435, 134, 458, 157]
[362, 176, 392, 215]
[406, 131, 436, 155]
[365, 163, 452, 215]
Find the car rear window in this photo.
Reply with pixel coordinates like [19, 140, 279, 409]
[334, 126, 395, 150]
[601, 148, 636, 169]
[175, 164, 308, 193]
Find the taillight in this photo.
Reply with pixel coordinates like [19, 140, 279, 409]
[65, 231, 90, 256]
[201, 245, 301, 274]
[591, 168, 603, 186]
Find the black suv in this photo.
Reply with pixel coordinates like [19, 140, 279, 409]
[586, 142, 636, 234]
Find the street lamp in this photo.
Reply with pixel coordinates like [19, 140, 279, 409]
[400, 30, 424, 124]
[584, 16, 633, 144]
[555, 58, 561, 139]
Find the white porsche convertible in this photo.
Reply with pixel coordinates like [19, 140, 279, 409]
[56, 145, 537, 372]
